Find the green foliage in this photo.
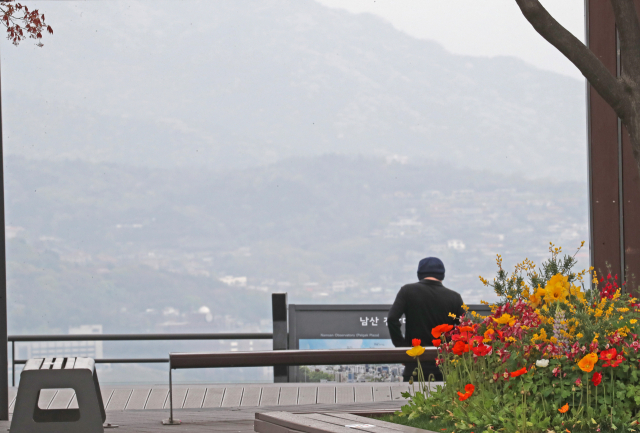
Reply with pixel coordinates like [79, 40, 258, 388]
[483, 242, 584, 303]
[298, 367, 334, 383]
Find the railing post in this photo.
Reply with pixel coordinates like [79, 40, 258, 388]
[271, 293, 288, 383]
[11, 340, 14, 387]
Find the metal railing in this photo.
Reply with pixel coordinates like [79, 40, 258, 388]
[8, 332, 273, 386]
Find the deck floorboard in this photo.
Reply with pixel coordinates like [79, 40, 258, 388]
[0, 399, 405, 433]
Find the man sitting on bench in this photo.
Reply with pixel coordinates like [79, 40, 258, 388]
[387, 257, 464, 382]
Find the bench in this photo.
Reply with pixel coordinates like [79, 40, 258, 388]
[165, 347, 437, 424]
[11, 357, 106, 433]
[255, 411, 435, 433]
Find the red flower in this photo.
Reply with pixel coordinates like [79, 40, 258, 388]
[432, 339, 441, 347]
[592, 372, 602, 386]
[452, 340, 470, 356]
[432, 324, 454, 338]
[609, 354, 626, 368]
[457, 383, 475, 401]
[458, 326, 475, 332]
[600, 348, 623, 367]
[510, 367, 527, 378]
[470, 336, 484, 346]
[471, 343, 492, 357]
[412, 338, 421, 347]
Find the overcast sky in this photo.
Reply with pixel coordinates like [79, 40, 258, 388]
[315, 0, 585, 80]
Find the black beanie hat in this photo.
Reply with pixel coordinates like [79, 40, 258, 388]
[417, 257, 445, 281]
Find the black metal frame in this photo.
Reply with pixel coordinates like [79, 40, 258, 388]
[8, 332, 273, 386]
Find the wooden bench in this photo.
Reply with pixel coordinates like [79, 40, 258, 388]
[165, 347, 437, 424]
[255, 411, 435, 433]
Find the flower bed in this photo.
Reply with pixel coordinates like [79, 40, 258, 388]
[396, 243, 640, 433]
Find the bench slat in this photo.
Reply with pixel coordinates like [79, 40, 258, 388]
[52, 358, 64, 370]
[255, 419, 305, 433]
[24, 358, 43, 371]
[302, 413, 399, 433]
[256, 411, 367, 433]
[324, 413, 435, 433]
[170, 348, 436, 369]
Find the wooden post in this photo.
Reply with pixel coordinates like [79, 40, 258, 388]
[586, 0, 640, 291]
[271, 293, 288, 383]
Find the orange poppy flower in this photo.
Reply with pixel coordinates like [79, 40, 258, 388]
[577, 353, 598, 372]
[510, 367, 527, 377]
[412, 338, 421, 347]
[558, 403, 569, 413]
[431, 324, 454, 338]
[483, 329, 495, 341]
[432, 339, 441, 347]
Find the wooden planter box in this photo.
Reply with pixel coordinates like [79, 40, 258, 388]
[255, 411, 435, 433]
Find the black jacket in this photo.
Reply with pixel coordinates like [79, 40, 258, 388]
[388, 279, 464, 348]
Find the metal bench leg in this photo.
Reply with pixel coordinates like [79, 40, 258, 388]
[162, 367, 181, 425]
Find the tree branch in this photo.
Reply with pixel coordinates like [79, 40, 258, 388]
[610, 0, 640, 84]
[515, 0, 627, 118]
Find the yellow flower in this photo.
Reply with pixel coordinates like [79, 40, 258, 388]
[544, 274, 570, 303]
[576, 333, 584, 338]
[462, 304, 469, 311]
[493, 314, 515, 325]
[528, 292, 543, 308]
[618, 308, 630, 313]
[578, 353, 598, 372]
[406, 346, 425, 357]
[570, 285, 585, 300]
[631, 319, 637, 324]
[448, 312, 457, 319]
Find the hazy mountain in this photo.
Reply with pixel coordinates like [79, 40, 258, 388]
[5, 154, 588, 334]
[1, 0, 586, 180]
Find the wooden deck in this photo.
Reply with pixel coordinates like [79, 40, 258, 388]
[0, 382, 430, 432]
[6, 382, 427, 412]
